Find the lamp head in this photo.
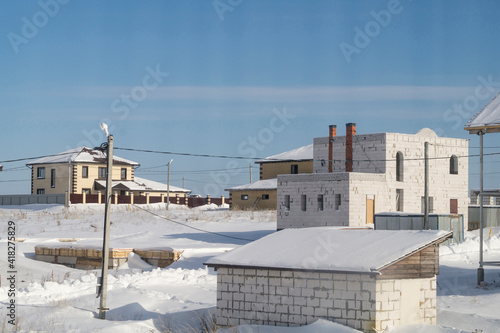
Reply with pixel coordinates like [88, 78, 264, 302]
[100, 123, 109, 137]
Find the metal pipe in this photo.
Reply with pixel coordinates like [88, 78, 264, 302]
[424, 142, 429, 229]
[478, 131, 485, 284]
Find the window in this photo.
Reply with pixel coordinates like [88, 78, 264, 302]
[335, 194, 342, 211]
[396, 189, 404, 212]
[421, 197, 434, 213]
[262, 194, 269, 200]
[82, 166, 88, 178]
[450, 199, 458, 214]
[82, 189, 91, 195]
[98, 167, 106, 179]
[50, 169, 56, 188]
[450, 155, 458, 174]
[37, 167, 45, 179]
[284, 195, 291, 211]
[37, 189, 45, 194]
[317, 195, 324, 211]
[291, 164, 298, 174]
[121, 168, 127, 180]
[396, 152, 404, 182]
[241, 194, 248, 200]
[301, 195, 307, 211]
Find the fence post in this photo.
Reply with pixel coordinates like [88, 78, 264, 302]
[207, 195, 211, 205]
[185, 196, 189, 207]
[176, 194, 179, 205]
[221, 195, 225, 205]
[130, 192, 134, 205]
[114, 192, 118, 205]
[83, 192, 87, 205]
[98, 191, 102, 204]
[146, 193, 150, 205]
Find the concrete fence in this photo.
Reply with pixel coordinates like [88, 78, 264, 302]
[0, 194, 66, 206]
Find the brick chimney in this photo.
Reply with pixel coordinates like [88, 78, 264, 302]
[328, 125, 336, 173]
[345, 123, 356, 172]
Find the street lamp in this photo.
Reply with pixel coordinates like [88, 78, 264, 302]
[96, 123, 113, 320]
[167, 159, 173, 210]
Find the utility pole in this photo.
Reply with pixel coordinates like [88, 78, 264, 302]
[249, 163, 252, 183]
[167, 159, 173, 210]
[182, 177, 185, 189]
[478, 130, 484, 285]
[98, 124, 113, 320]
[424, 141, 429, 230]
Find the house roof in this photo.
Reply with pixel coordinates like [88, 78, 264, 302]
[26, 147, 140, 166]
[465, 93, 500, 133]
[95, 176, 190, 193]
[205, 228, 451, 274]
[225, 178, 277, 191]
[256, 144, 313, 163]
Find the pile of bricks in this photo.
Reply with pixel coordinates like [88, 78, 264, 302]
[34, 246, 183, 269]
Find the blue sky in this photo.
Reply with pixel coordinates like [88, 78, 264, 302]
[1, 0, 500, 195]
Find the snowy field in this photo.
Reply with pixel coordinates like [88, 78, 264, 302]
[0, 204, 498, 333]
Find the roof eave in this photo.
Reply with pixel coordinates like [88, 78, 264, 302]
[203, 262, 381, 276]
[464, 125, 500, 134]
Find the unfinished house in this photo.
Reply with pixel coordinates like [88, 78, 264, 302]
[277, 124, 468, 229]
[205, 228, 451, 332]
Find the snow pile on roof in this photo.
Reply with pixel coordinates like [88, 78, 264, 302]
[226, 178, 277, 191]
[257, 144, 313, 163]
[27, 147, 139, 166]
[465, 92, 500, 129]
[206, 229, 451, 273]
[95, 176, 190, 193]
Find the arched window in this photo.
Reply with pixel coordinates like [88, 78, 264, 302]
[396, 151, 404, 182]
[450, 155, 458, 174]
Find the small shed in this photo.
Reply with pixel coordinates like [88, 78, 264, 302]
[374, 212, 464, 245]
[205, 228, 451, 333]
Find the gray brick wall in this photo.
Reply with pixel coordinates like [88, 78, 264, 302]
[216, 267, 437, 332]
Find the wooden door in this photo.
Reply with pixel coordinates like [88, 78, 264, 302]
[366, 196, 375, 224]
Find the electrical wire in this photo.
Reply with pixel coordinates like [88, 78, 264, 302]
[131, 204, 255, 242]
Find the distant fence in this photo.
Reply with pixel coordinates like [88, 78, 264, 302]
[0, 193, 229, 208]
[69, 193, 229, 208]
[0, 194, 66, 206]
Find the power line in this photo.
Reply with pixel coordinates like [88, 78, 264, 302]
[131, 204, 255, 242]
[0, 151, 76, 164]
[115, 147, 267, 161]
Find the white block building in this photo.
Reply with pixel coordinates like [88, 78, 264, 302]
[205, 229, 451, 332]
[277, 124, 468, 229]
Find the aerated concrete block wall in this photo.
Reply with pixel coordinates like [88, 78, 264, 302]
[215, 268, 437, 332]
[384, 132, 469, 224]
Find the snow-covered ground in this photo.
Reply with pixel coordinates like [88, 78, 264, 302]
[0, 204, 498, 333]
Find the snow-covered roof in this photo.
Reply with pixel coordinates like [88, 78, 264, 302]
[27, 147, 140, 166]
[465, 93, 500, 133]
[95, 176, 190, 193]
[256, 144, 313, 163]
[205, 229, 451, 274]
[225, 178, 277, 191]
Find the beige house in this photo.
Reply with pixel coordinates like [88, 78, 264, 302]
[227, 145, 313, 210]
[26, 147, 190, 197]
[226, 179, 277, 210]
